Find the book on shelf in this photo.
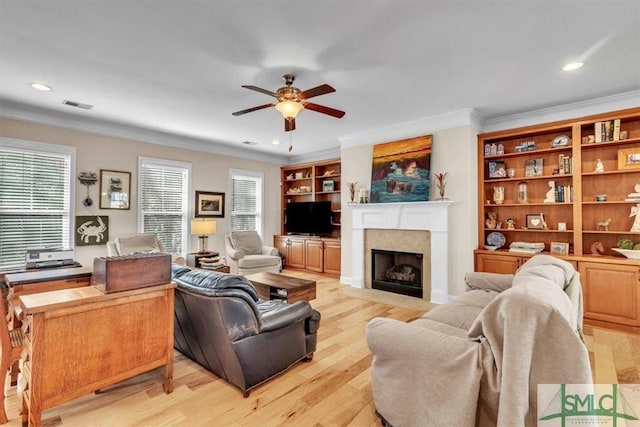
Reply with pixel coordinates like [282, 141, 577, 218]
[509, 247, 545, 254]
[199, 256, 219, 263]
[594, 119, 622, 142]
[509, 242, 545, 254]
[555, 185, 573, 203]
[510, 241, 545, 250]
[613, 119, 621, 141]
[558, 155, 572, 174]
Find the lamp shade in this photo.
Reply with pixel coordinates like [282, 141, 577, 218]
[274, 100, 304, 119]
[191, 219, 216, 235]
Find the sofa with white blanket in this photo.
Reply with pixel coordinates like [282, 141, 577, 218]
[366, 255, 592, 427]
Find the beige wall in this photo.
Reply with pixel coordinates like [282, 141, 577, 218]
[0, 118, 282, 269]
[341, 125, 478, 299]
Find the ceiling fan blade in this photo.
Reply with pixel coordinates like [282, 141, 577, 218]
[304, 102, 345, 118]
[242, 85, 278, 98]
[232, 103, 275, 116]
[299, 84, 335, 99]
[284, 117, 296, 132]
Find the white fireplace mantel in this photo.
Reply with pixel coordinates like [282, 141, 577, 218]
[351, 201, 453, 304]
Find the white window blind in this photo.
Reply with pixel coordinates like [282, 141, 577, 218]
[138, 157, 190, 256]
[0, 140, 74, 270]
[230, 169, 263, 235]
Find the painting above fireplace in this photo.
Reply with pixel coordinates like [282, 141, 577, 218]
[369, 134, 432, 203]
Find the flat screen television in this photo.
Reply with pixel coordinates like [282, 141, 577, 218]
[285, 201, 333, 236]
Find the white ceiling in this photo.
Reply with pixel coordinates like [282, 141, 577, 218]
[1, 1, 639, 162]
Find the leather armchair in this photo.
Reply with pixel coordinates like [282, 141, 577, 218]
[171, 264, 320, 396]
[224, 230, 281, 275]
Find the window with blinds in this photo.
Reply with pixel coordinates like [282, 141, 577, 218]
[138, 157, 190, 256]
[229, 169, 263, 235]
[0, 140, 74, 270]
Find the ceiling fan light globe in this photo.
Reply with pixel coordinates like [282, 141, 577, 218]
[275, 100, 304, 119]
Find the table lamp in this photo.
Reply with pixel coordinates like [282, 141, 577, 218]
[191, 219, 216, 253]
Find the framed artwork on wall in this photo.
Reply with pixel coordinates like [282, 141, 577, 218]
[369, 134, 432, 203]
[75, 215, 109, 246]
[195, 191, 225, 217]
[99, 169, 131, 210]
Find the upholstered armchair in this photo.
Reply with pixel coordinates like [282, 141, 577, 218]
[224, 231, 281, 275]
[171, 264, 320, 396]
[106, 232, 185, 264]
[106, 232, 165, 256]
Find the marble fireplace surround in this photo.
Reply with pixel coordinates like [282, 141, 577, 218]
[351, 201, 453, 304]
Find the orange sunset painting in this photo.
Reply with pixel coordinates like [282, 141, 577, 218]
[370, 135, 432, 203]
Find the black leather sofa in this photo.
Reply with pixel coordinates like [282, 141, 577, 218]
[171, 264, 321, 396]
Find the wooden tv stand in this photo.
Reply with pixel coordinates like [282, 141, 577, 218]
[18, 283, 175, 427]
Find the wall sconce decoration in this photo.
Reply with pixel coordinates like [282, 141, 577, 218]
[78, 171, 98, 207]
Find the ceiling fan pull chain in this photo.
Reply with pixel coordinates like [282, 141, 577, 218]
[288, 132, 293, 152]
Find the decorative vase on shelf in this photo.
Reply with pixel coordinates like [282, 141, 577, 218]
[517, 182, 529, 203]
[347, 182, 358, 203]
[433, 172, 448, 200]
[493, 186, 505, 205]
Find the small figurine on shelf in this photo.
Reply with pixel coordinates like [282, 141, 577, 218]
[485, 211, 498, 229]
[590, 241, 605, 256]
[505, 217, 516, 229]
[493, 186, 505, 204]
[433, 172, 448, 200]
[596, 218, 612, 231]
[630, 204, 640, 231]
[594, 158, 605, 173]
[544, 180, 556, 203]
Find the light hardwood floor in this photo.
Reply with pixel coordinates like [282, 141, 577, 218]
[4, 270, 639, 426]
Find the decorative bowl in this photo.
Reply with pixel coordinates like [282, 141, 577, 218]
[484, 245, 499, 251]
[611, 248, 640, 259]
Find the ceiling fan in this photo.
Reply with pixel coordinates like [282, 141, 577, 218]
[232, 74, 345, 133]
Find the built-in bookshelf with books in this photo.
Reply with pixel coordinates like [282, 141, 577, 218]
[476, 107, 640, 333]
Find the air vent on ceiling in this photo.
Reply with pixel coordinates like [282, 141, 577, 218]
[62, 100, 94, 110]
[241, 141, 259, 146]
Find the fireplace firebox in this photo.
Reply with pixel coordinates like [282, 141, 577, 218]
[371, 249, 422, 298]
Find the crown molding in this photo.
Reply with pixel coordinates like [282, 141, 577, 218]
[338, 108, 480, 149]
[481, 91, 640, 133]
[286, 147, 341, 165]
[0, 99, 289, 164]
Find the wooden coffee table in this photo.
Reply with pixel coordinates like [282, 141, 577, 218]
[246, 272, 316, 304]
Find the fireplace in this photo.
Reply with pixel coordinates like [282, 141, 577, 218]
[371, 249, 422, 298]
[351, 201, 452, 303]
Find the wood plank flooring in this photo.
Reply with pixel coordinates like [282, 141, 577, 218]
[3, 270, 639, 426]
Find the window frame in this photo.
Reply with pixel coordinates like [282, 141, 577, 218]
[229, 168, 264, 236]
[137, 156, 192, 257]
[0, 137, 76, 271]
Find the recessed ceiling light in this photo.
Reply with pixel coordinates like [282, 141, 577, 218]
[30, 82, 52, 91]
[272, 140, 280, 145]
[562, 62, 584, 71]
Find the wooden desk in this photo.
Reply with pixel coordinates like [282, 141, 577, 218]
[4, 267, 92, 325]
[19, 283, 176, 427]
[246, 272, 316, 304]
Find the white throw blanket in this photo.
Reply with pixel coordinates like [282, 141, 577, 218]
[366, 255, 592, 427]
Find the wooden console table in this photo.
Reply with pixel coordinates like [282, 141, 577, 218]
[18, 283, 176, 427]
